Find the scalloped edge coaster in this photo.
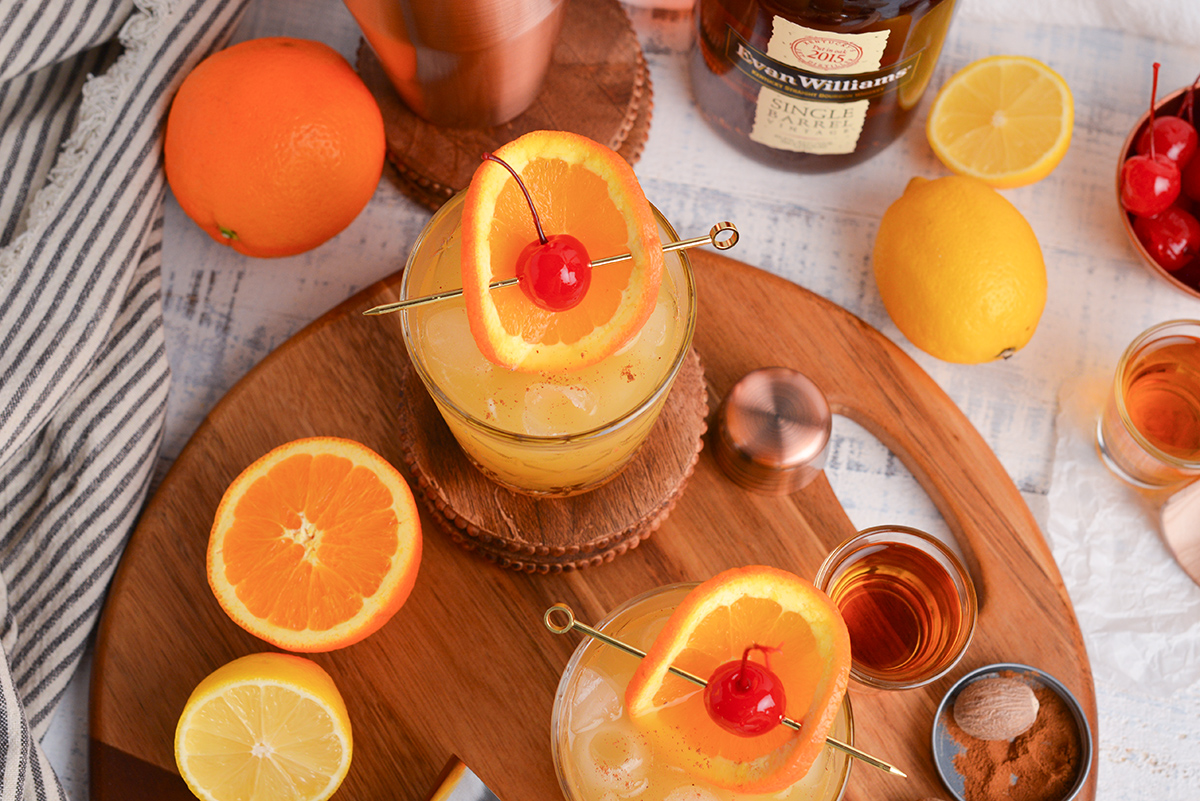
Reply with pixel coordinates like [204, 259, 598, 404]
[397, 349, 708, 572]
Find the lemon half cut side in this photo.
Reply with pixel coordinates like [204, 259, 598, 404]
[175, 652, 353, 801]
[927, 55, 1074, 188]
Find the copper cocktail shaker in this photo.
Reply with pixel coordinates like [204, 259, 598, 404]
[344, 0, 566, 128]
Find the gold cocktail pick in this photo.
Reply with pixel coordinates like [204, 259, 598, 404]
[543, 603, 908, 779]
[360, 221, 738, 317]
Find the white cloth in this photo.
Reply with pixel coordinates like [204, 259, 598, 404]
[631, 0, 1200, 49]
[0, 0, 247, 797]
[956, 0, 1200, 49]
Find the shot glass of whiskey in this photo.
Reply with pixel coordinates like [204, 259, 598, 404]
[1097, 320, 1200, 489]
[815, 525, 977, 692]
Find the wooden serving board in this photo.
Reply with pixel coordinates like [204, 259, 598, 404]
[90, 251, 1097, 801]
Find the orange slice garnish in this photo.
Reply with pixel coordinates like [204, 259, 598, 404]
[461, 130, 663, 372]
[207, 437, 421, 652]
[624, 565, 851, 794]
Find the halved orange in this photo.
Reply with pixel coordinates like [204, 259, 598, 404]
[461, 130, 663, 373]
[624, 566, 851, 794]
[207, 437, 421, 652]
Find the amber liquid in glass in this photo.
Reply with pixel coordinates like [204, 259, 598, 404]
[1123, 338, 1200, 460]
[691, 0, 957, 172]
[825, 541, 963, 683]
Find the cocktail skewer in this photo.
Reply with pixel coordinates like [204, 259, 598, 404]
[543, 602, 908, 779]
[361, 221, 738, 316]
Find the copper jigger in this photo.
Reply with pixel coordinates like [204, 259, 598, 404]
[714, 367, 832, 494]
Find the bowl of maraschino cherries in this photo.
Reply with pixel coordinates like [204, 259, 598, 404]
[1118, 63, 1200, 296]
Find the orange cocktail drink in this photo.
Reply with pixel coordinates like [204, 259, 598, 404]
[400, 192, 695, 496]
[551, 584, 854, 801]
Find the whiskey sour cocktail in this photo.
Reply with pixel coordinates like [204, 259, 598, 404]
[400, 188, 695, 496]
[551, 584, 854, 801]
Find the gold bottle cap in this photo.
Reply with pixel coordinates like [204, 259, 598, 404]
[714, 367, 831, 495]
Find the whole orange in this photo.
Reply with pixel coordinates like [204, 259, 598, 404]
[165, 37, 385, 258]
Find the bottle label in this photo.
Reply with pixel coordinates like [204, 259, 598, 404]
[726, 19, 918, 155]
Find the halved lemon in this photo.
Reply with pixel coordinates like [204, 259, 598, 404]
[175, 652, 352, 801]
[926, 55, 1074, 188]
[461, 130, 663, 373]
[624, 566, 851, 794]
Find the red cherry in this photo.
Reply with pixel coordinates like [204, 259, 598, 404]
[1121, 153, 1181, 217]
[1137, 116, 1199, 167]
[516, 234, 592, 311]
[1183, 155, 1200, 202]
[1122, 64, 1183, 217]
[480, 152, 592, 312]
[1133, 205, 1200, 271]
[703, 644, 787, 737]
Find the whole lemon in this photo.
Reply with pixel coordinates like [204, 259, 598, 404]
[872, 176, 1047, 364]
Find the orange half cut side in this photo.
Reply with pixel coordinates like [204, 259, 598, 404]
[207, 437, 421, 652]
[461, 130, 663, 373]
[624, 565, 851, 794]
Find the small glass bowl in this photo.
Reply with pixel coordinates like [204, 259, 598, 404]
[1116, 84, 1200, 299]
[815, 525, 978, 691]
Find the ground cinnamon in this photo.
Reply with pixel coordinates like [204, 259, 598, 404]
[944, 675, 1083, 801]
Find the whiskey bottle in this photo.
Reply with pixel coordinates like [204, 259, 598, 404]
[691, 0, 958, 172]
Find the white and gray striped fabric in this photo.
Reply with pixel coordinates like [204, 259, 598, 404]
[0, 0, 248, 797]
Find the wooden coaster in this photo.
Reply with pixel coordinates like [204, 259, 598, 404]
[356, 0, 651, 211]
[397, 349, 708, 572]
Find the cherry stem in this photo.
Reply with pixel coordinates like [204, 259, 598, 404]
[481, 153, 548, 245]
[1149, 63, 1161, 160]
[1181, 70, 1200, 127]
[734, 644, 781, 691]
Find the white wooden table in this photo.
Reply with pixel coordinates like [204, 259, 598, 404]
[41, 0, 1200, 797]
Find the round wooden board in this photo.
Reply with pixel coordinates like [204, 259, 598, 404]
[359, 0, 650, 211]
[90, 251, 1097, 801]
[399, 349, 708, 572]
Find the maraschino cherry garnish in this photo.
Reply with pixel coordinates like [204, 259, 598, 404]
[1137, 115, 1198, 167]
[1121, 63, 1182, 218]
[704, 644, 787, 737]
[1134, 205, 1200, 271]
[481, 153, 591, 312]
[1184, 157, 1200, 203]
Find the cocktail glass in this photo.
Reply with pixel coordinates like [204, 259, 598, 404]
[550, 583, 854, 801]
[400, 191, 696, 497]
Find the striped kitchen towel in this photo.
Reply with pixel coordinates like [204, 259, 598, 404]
[0, 0, 248, 797]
